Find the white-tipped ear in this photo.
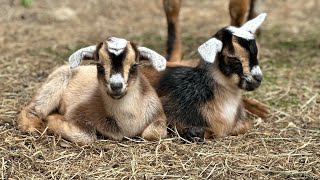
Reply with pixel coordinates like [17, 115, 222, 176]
[198, 38, 222, 63]
[68, 45, 96, 69]
[241, 13, 267, 34]
[138, 47, 166, 71]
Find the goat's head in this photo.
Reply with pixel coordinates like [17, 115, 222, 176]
[68, 37, 166, 99]
[198, 13, 267, 91]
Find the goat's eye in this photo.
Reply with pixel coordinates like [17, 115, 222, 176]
[228, 57, 240, 63]
[97, 63, 105, 75]
[129, 64, 137, 73]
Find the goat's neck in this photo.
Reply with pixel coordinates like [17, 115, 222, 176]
[199, 61, 241, 97]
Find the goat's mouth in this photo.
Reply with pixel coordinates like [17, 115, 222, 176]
[105, 82, 128, 99]
[108, 92, 126, 99]
[240, 76, 262, 91]
[107, 88, 127, 100]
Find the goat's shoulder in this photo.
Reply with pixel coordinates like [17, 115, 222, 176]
[158, 66, 215, 100]
[62, 65, 102, 111]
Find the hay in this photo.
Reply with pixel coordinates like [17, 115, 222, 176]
[0, 0, 319, 179]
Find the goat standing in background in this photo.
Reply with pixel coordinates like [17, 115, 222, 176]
[17, 37, 167, 144]
[142, 14, 267, 141]
[163, 0, 263, 62]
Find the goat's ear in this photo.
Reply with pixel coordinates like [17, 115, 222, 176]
[198, 38, 222, 63]
[138, 47, 166, 71]
[241, 13, 267, 34]
[68, 45, 97, 69]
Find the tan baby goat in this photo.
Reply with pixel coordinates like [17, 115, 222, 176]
[17, 37, 167, 144]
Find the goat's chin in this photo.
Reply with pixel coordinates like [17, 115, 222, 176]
[240, 81, 261, 91]
[108, 91, 127, 100]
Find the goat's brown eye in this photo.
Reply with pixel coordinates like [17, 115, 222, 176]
[129, 64, 137, 73]
[97, 63, 105, 75]
[228, 57, 240, 63]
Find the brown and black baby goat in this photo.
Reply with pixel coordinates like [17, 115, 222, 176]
[142, 13, 267, 141]
[17, 37, 167, 144]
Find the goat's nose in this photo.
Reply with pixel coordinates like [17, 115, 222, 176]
[253, 75, 263, 82]
[110, 83, 123, 92]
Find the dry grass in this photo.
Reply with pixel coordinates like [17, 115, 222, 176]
[0, 0, 319, 179]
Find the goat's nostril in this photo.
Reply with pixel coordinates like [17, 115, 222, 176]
[110, 83, 123, 92]
[253, 75, 263, 82]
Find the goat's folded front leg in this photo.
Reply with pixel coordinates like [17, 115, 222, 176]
[242, 98, 269, 118]
[45, 114, 97, 145]
[141, 114, 167, 141]
[95, 116, 124, 141]
[46, 114, 97, 145]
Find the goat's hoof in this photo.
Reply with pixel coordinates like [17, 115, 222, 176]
[181, 127, 205, 143]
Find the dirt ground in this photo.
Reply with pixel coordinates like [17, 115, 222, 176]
[0, 0, 319, 179]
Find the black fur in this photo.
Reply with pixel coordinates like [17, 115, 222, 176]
[166, 21, 176, 60]
[108, 47, 127, 76]
[158, 65, 214, 128]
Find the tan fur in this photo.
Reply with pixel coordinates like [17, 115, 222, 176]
[122, 43, 137, 83]
[17, 107, 45, 133]
[98, 44, 112, 78]
[17, 42, 167, 144]
[229, 0, 251, 27]
[232, 37, 250, 75]
[163, 0, 182, 62]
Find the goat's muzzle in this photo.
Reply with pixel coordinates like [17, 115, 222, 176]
[240, 74, 262, 91]
[240, 65, 263, 91]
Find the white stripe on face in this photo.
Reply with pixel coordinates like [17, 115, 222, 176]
[251, 66, 262, 76]
[227, 26, 254, 40]
[110, 73, 124, 84]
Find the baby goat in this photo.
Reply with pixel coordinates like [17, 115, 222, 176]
[17, 37, 167, 144]
[142, 13, 267, 141]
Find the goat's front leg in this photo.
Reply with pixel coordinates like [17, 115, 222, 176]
[163, 0, 182, 62]
[230, 107, 251, 136]
[243, 98, 269, 118]
[230, 119, 251, 136]
[46, 114, 97, 145]
[141, 112, 167, 141]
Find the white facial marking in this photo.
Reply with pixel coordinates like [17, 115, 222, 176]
[107, 37, 128, 56]
[251, 66, 262, 76]
[68, 45, 96, 68]
[110, 73, 124, 84]
[138, 47, 166, 71]
[241, 13, 267, 34]
[227, 26, 254, 40]
[198, 38, 223, 63]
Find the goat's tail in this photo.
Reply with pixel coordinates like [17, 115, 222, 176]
[17, 66, 71, 133]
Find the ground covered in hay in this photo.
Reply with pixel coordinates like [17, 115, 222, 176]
[0, 0, 319, 179]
